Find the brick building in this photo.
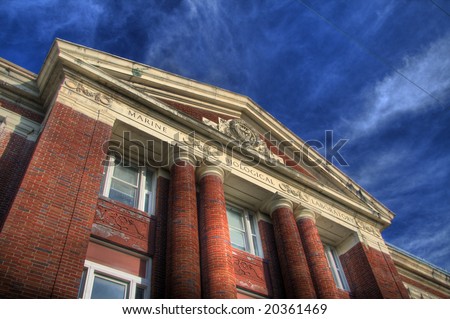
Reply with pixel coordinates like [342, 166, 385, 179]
[0, 40, 448, 299]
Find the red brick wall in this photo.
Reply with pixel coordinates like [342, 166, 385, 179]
[0, 102, 112, 298]
[337, 288, 351, 298]
[0, 130, 35, 229]
[0, 98, 44, 123]
[258, 220, 285, 298]
[340, 243, 409, 298]
[340, 243, 382, 298]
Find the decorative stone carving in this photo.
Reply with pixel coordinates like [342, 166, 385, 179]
[182, 134, 220, 159]
[203, 117, 283, 164]
[355, 219, 382, 238]
[95, 206, 147, 239]
[230, 119, 258, 145]
[232, 251, 269, 296]
[234, 259, 265, 282]
[92, 198, 151, 253]
[65, 79, 112, 106]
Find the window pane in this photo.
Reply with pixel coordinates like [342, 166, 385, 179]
[135, 286, 145, 299]
[227, 209, 244, 230]
[109, 180, 137, 207]
[230, 229, 246, 250]
[113, 164, 139, 185]
[144, 193, 151, 213]
[91, 276, 128, 299]
[145, 170, 152, 191]
[252, 235, 259, 256]
[323, 245, 349, 291]
[248, 214, 257, 235]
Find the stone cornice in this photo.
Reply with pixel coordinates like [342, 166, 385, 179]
[0, 59, 44, 115]
[0, 107, 41, 141]
[388, 244, 450, 294]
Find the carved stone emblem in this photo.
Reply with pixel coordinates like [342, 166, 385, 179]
[230, 119, 258, 145]
[65, 79, 112, 106]
[203, 117, 283, 164]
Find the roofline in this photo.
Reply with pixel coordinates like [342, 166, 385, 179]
[387, 243, 450, 277]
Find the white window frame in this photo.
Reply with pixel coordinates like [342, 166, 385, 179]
[101, 156, 156, 214]
[323, 244, 349, 291]
[79, 260, 151, 299]
[226, 204, 263, 257]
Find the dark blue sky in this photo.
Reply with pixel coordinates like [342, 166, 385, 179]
[1, 0, 449, 272]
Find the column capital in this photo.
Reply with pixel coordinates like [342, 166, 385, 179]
[169, 147, 197, 169]
[294, 207, 316, 222]
[268, 197, 293, 218]
[197, 163, 225, 183]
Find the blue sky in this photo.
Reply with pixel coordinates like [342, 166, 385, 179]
[1, 0, 449, 272]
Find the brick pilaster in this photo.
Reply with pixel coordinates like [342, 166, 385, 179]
[269, 198, 316, 298]
[165, 152, 201, 298]
[0, 131, 35, 229]
[198, 164, 237, 298]
[0, 102, 112, 298]
[340, 242, 409, 298]
[295, 209, 339, 299]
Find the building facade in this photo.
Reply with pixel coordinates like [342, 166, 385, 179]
[0, 40, 448, 299]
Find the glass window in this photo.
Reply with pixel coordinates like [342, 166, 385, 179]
[323, 244, 349, 291]
[226, 205, 262, 257]
[101, 156, 154, 214]
[91, 275, 128, 299]
[78, 260, 150, 299]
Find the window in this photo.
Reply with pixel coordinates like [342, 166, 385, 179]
[101, 156, 155, 214]
[78, 260, 150, 299]
[226, 204, 262, 257]
[323, 244, 349, 291]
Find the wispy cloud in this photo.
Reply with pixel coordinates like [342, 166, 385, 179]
[391, 221, 450, 271]
[143, 0, 251, 88]
[348, 32, 450, 136]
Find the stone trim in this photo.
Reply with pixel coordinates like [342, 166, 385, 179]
[0, 107, 40, 141]
[267, 197, 293, 217]
[294, 208, 316, 222]
[197, 163, 225, 183]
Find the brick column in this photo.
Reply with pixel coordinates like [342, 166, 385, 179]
[198, 164, 237, 298]
[269, 198, 316, 298]
[165, 151, 201, 298]
[295, 209, 339, 299]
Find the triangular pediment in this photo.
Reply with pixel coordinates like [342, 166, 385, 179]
[38, 39, 394, 227]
